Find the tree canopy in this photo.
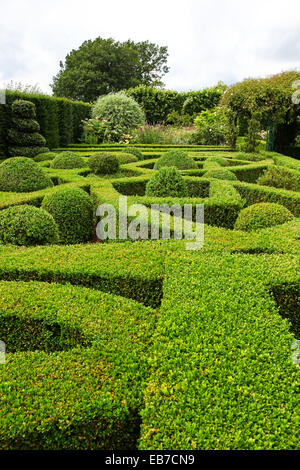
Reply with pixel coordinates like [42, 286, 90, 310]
[51, 37, 169, 102]
[220, 71, 300, 151]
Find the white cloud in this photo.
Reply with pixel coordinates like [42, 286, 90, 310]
[0, 0, 299, 94]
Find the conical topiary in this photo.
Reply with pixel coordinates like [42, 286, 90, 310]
[8, 100, 49, 158]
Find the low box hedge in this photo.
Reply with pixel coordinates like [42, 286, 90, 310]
[139, 253, 300, 450]
[0, 280, 156, 449]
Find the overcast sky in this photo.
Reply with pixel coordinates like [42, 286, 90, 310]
[1, 0, 299, 95]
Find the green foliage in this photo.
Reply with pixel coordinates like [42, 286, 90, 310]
[34, 152, 57, 162]
[204, 168, 237, 181]
[88, 153, 120, 175]
[145, 167, 188, 197]
[139, 253, 299, 449]
[193, 107, 230, 145]
[235, 152, 265, 162]
[125, 85, 224, 124]
[0, 157, 53, 193]
[92, 93, 145, 130]
[81, 118, 131, 144]
[0, 280, 156, 449]
[0, 205, 59, 246]
[154, 150, 197, 170]
[257, 166, 300, 191]
[126, 147, 144, 160]
[41, 188, 94, 244]
[234, 203, 293, 231]
[51, 37, 169, 102]
[243, 114, 261, 153]
[116, 153, 138, 164]
[0, 90, 91, 156]
[8, 100, 49, 158]
[0, 242, 165, 307]
[51, 152, 86, 169]
[234, 180, 300, 216]
[221, 71, 300, 152]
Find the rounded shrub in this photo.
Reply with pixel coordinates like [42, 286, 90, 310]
[126, 148, 144, 161]
[234, 203, 294, 231]
[116, 153, 138, 164]
[146, 166, 188, 198]
[51, 152, 86, 169]
[88, 153, 120, 175]
[257, 166, 299, 191]
[154, 150, 197, 171]
[91, 92, 145, 130]
[0, 157, 53, 193]
[0, 205, 59, 246]
[41, 187, 94, 244]
[203, 169, 237, 181]
[34, 152, 57, 162]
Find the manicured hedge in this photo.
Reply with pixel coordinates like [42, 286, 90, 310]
[233, 180, 300, 216]
[139, 253, 300, 450]
[0, 280, 156, 449]
[124, 85, 223, 123]
[0, 242, 165, 307]
[0, 90, 91, 155]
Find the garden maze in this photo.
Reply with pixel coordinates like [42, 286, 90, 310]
[0, 144, 299, 449]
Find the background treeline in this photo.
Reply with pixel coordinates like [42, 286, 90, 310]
[0, 91, 91, 157]
[124, 84, 225, 124]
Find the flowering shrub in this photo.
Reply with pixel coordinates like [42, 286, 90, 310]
[134, 124, 195, 144]
[81, 118, 133, 144]
[192, 108, 230, 145]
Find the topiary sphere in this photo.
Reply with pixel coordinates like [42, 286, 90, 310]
[51, 152, 87, 169]
[146, 166, 188, 198]
[88, 153, 120, 175]
[126, 148, 144, 161]
[0, 157, 53, 193]
[91, 92, 145, 130]
[0, 205, 59, 246]
[234, 203, 293, 231]
[41, 187, 94, 244]
[116, 153, 138, 164]
[154, 150, 197, 171]
[203, 169, 237, 181]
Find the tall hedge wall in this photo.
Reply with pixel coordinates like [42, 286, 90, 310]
[0, 91, 91, 156]
[124, 85, 223, 124]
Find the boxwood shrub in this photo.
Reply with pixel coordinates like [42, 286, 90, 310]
[0, 205, 59, 246]
[203, 168, 237, 181]
[154, 150, 197, 170]
[257, 166, 300, 191]
[234, 202, 294, 231]
[89, 153, 120, 175]
[34, 152, 57, 162]
[146, 167, 188, 198]
[41, 187, 94, 244]
[139, 253, 299, 450]
[126, 148, 144, 161]
[51, 152, 86, 169]
[0, 157, 53, 193]
[116, 153, 138, 164]
[0, 280, 156, 449]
